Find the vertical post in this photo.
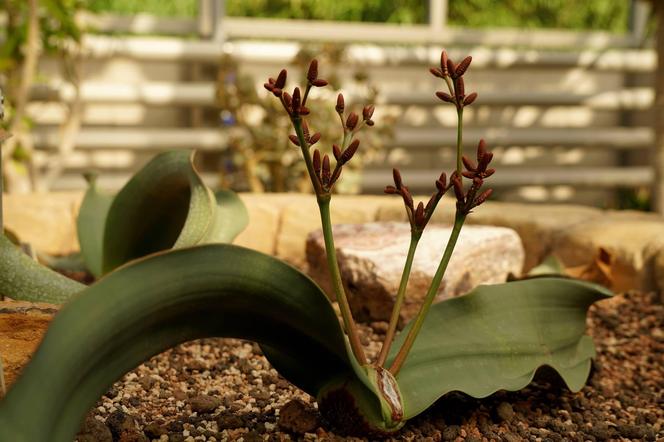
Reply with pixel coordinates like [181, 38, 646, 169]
[198, 0, 225, 41]
[653, 2, 664, 213]
[428, 0, 448, 33]
[629, 0, 651, 46]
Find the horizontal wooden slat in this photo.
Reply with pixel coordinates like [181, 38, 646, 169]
[381, 89, 654, 110]
[80, 35, 656, 72]
[392, 127, 653, 149]
[78, 13, 641, 50]
[361, 167, 653, 191]
[49, 171, 220, 192]
[32, 128, 234, 151]
[31, 82, 217, 106]
[31, 82, 654, 111]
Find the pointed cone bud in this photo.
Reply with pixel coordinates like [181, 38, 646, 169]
[439, 172, 447, 188]
[336, 93, 345, 114]
[441, 50, 449, 75]
[301, 119, 309, 137]
[429, 67, 444, 78]
[475, 188, 493, 206]
[330, 167, 342, 185]
[299, 106, 310, 115]
[346, 112, 359, 131]
[384, 185, 397, 194]
[462, 155, 477, 172]
[275, 69, 287, 89]
[446, 58, 456, 78]
[312, 79, 328, 87]
[283, 92, 292, 108]
[415, 202, 425, 227]
[341, 139, 360, 164]
[362, 105, 375, 121]
[436, 179, 446, 193]
[307, 59, 318, 82]
[484, 168, 495, 178]
[332, 144, 342, 160]
[264, 83, 274, 91]
[455, 77, 465, 98]
[292, 87, 301, 109]
[309, 132, 321, 145]
[477, 139, 487, 162]
[452, 174, 464, 201]
[322, 154, 331, 185]
[462, 171, 475, 179]
[288, 134, 300, 146]
[455, 56, 472, 78]
[463, 92, 478, 106]
[436, 91, 454, 103]
[271, 88, 282, 97]
[393, 168, 403, 189]
[313, 149, 321, 175]
[401, 186, 414, 209]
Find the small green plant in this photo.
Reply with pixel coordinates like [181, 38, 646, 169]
[0, 52, 611, 440]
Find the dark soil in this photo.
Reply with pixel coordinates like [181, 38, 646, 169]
[77, 290, 662, 441]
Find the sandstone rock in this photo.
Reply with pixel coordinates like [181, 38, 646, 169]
[552, 213, 664, 292]
[3, 192, 82, 255]
[0, 300, 57, 392]
[306, 222, 524, 324]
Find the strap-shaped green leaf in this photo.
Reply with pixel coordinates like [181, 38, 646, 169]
[0, 244, 361, 441]
[77, 150, 248, 276]
[0, 234, 85, 303]
[389, 278, 612, 419]
[77, 174, 113, 277]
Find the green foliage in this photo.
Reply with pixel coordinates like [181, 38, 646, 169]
[0, 243, 611, 440]
[78, 150, 249, 276]
[88, 0, 629, 31]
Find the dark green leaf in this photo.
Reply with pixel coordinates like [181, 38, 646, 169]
[389, 278, 612, 419]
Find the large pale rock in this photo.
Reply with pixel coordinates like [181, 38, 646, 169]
[552, 212, 664, 292]
[377, 199, 602, 272]
[306, 222, 524, 324]
[3, 192, 82, 255]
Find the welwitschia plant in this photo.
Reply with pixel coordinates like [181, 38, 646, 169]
[0, 53, 612, 440]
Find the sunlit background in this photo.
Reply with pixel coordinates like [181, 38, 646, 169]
[0, 0, 655, 209]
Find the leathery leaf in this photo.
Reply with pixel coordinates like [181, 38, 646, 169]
[0, 244, 395, 441]
[78, 150, 248, 276]
[388, 277, 613, 419]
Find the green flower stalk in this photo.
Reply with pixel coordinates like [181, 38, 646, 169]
[264, 51, 493, 373]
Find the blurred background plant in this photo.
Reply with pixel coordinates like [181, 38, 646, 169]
[0, 0, 84, 192]
[87, 0, 629, 31]
[215, 46, 394, 193]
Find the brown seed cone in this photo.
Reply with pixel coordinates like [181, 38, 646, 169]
[414, 202, 425, 227]
[336, 93, 345, 114]
[332, 144, 342, 160]
[313, 149, 321, 175]
[309, 132, 321, 145]
[341, 139, 360, 164]
[384, 185, 397, 194]
[346, 112, 359, 131]
[462, 155, 477, 172]
[455, 56, 472, 78]
[435, 91, 455, 103]
[307, 59, 318, 82]
[362, 105, 375, 121]
[312, 79, 328, 87]
[475, 188, 493, 206]
[429, 67, 444, 78]
[322, 154, 331, 185]
[288, 134, 300, 146]
[463, 92, 478, 106]
[401, 186, 414, 209]
[275, 69, 287, 89]
[441, 50, 449, 75]
[393, 168, 403, 189]
[455, 77, 465, 99]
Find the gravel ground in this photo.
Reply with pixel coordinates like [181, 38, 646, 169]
[76, 290, 663, 442]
